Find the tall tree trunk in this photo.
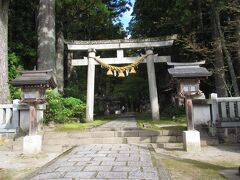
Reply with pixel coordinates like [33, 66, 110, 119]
[37, 0, 55, 71]
[0, 0, 10, 103]
[237, 15, 240, 87]
[211, 1, 228, 97]
[56, 30, 64, 92]
[219, 32, 239, 96]
[213, 3, 239, 96]
[197, 0, 203, 33]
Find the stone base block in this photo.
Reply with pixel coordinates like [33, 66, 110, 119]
[23, 135, 42, 154]
[183, 130, 201, 152]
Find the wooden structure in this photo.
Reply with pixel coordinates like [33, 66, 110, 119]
[168, 61, 212, 130]
[67, 36, 177, 121]
[168, 61, 212, 151]
[10, 70, 56, 135]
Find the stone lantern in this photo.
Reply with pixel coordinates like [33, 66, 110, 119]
[168, 61, 212, 151]
[10, 69, 56, 154]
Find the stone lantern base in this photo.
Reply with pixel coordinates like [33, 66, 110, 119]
[23, 135, 42, 154]
[183, 130, 201, 152]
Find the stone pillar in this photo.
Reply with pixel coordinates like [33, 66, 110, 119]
[23, 135, 42, 155]
[12, 99, 20, 129]
[86, 49, 96, 121]
[183, 130, 201, 152]
[209, 93, 218, 136]
[146, 49, 160, 120]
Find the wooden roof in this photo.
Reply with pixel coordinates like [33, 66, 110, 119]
[10, 69, 57, 88]
[167, 61, 212, 78]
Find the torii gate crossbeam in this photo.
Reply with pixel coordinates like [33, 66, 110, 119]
[67, 35, 177, 121]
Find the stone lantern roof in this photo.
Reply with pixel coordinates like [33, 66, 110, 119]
[167, 61, 212, 78]
[10, 69, 57, 88]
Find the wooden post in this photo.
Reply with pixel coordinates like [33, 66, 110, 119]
[185, 96, 194, 130]
[29, 103, 37, 135]
[146, 49, 160, 120]
[86, 49, 96, 121]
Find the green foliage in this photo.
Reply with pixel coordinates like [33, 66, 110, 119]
[64, 82, 86, 102]
[9, 0, 38, 69]
[62, 97, 86, 120]
[8, 52, 23, 99]
[44, 90, 86, 123]
[113, 75, 148, 100]
[55, 0, 130, 40]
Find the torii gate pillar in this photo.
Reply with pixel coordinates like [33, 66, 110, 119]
[146, 49, 160, 120]
[67, 36, 177, 121]
[86, 49, 96, 122]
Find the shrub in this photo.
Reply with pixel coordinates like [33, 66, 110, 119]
[62, 97, 86, 120]
[44, 90, 86, 124]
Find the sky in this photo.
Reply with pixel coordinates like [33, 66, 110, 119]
[120, 0, 135, 31]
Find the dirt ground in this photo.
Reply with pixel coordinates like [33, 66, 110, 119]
[154, 144, 240, 167]
[153, 143, 240, 179]
[0, 151, 59, 180]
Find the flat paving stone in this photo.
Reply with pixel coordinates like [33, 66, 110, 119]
[96, 172, 128, 179]
[64, 171, 96, 178]
[112, 166, 140, 172]
[30, 144, 159, 180]
[93, 117, 138, 130]
[101, 161, 127, 166]
[55, 166, 85, 172]
[129, 171, 159, 179]
[83, 165, 112, 172]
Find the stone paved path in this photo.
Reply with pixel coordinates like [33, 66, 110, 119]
[31, 144, 159, 180]
[93, 117, 138, 131]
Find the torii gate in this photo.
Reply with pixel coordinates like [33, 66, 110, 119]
[67, 35, 177, 121]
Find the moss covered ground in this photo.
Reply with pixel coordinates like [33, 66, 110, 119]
[55, 119, 111, 131]
[136, 113, 187, 130]
[160, 156, 226, 180]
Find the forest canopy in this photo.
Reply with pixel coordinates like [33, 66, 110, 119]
[0, 0, 239, 116]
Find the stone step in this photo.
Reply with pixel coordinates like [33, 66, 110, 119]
[43, 129, 182, 139]
[43, 137, 128, 145]
[157, 136, 219, 149]
[43, 135, 182, 145]
[0, 128, 17, 133]
[200, 137, 219, 146]
[10, 133, 218, 153]
[42, 136, 183, 153]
